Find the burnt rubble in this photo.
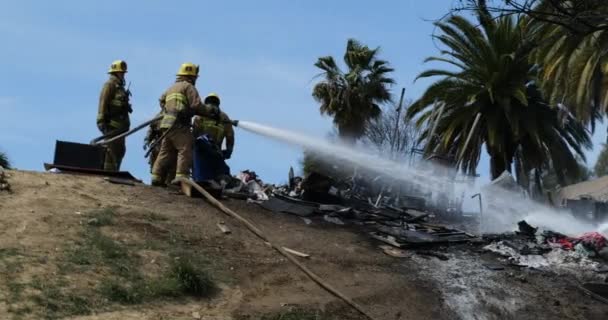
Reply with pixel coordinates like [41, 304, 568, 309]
[257, 170, 477, 249]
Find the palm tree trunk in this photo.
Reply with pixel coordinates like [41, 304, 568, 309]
[489, 154, 509, 180]
[534, 168, 543, 198]
[339, 134, 356, 145]
[338, 125, 358, 145]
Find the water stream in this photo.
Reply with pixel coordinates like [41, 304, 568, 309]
[237, 121, 607, 237]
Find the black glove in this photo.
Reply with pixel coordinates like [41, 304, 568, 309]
[222, 149, 233, 160]
[97, 122, 107, 134]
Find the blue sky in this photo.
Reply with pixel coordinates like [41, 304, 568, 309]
[0, 0, 606, 184]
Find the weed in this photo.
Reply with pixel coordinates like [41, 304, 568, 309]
[6, 281, 26, 300]
[169, 257, 217, 297]
[144, 211, 169, 222]
[87, 207, 116, 227]
[12, 306, 33, 317]
[31, 285, 93, 318]
[97, 255, 218, 303]
[23, 205, 221, 317]
[32, 285, 62, 313]
[64, 228, 135, 278]
[0, 247, 20, 259]
[143, 238, 166, 251]
[96, 252, 218, 304]
[65, 294, 92, 316]
[0, 248, 23, 275]
[146, 277, 182, 297]
[99, 280, 144, 305]
[30, 276, 44, 291]
[259, 310, 330, 320]
[75, 228, 138, 279]
[66, 244, 95, 266]
[89, 230, 128, 260]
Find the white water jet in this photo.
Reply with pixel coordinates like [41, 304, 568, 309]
[238, 121, 606, 237]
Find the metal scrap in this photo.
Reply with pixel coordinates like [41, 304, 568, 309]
[416, 250, 449, 261]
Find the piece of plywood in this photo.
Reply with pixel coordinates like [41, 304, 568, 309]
[44, 163, 139, 181]
[282, 247, 310, 258]
[370, 232, 403, 248]
[104, 177, 136, 186]
[379, 245, 410, 258]
[217, 222, 231, 234]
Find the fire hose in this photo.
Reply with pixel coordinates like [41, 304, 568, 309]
[176, 177, 378, 320]
[144, 125, 173, 158]
[90, 114, 164, 146]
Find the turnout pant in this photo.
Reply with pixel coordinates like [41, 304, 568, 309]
[149, 145, 177, 185]
[151, 127, 193, 183]
[103, 137, 126, 171]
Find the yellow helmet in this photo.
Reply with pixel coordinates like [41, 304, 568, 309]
[204, 93, 220, 105]
[176, 62, 199, 77]
[108, 60, 128, 73]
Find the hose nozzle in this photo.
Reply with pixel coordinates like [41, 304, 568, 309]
[224, 119, 239, 127]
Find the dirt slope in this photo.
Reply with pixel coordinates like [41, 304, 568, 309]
[0, 170, 450, 320]
[0, 170, 606, 320]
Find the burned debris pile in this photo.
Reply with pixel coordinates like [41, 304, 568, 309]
[253, 169, 477, 249]
[483, 220, 608, 269]
[481, 220, 608, 303]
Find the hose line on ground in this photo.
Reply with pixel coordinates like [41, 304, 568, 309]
[176, 178, 378, 320]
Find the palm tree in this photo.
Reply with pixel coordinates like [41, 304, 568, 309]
[594, 144, 608, 177]
[529, 1, 608, 131]
[406, 13, 591, 183]
[312, 39, 395, 143]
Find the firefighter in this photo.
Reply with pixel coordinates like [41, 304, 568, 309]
[150, 63, 219, 186]
[97, 60, 132, 171]
[143, 112, 176, 185]
[193, 93, 235, 158]
[192, 93, 235, 183]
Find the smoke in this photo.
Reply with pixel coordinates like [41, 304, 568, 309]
[597, 222, 608, 238]
[238, 121, 607, 237]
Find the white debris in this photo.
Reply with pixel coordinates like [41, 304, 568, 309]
[483, 241, 602, 273]
[323, 215, 345, 225]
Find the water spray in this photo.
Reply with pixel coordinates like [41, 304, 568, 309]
[235, 120, 608, 237]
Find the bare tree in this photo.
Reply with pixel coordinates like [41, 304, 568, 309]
[452, 0, 608, 35]
[363, 99, 422, 161]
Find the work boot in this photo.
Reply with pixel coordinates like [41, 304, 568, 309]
[170, 177, 183, 186]
[151, 180, 166, 188]
[202, 179, 222, 190]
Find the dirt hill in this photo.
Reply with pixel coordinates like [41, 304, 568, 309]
[0, 170, 606, 320]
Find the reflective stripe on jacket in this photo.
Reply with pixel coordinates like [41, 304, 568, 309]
[195, 117, 225, 145]
[193, 111, 234, 150]
[158, 79, 207, 129]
